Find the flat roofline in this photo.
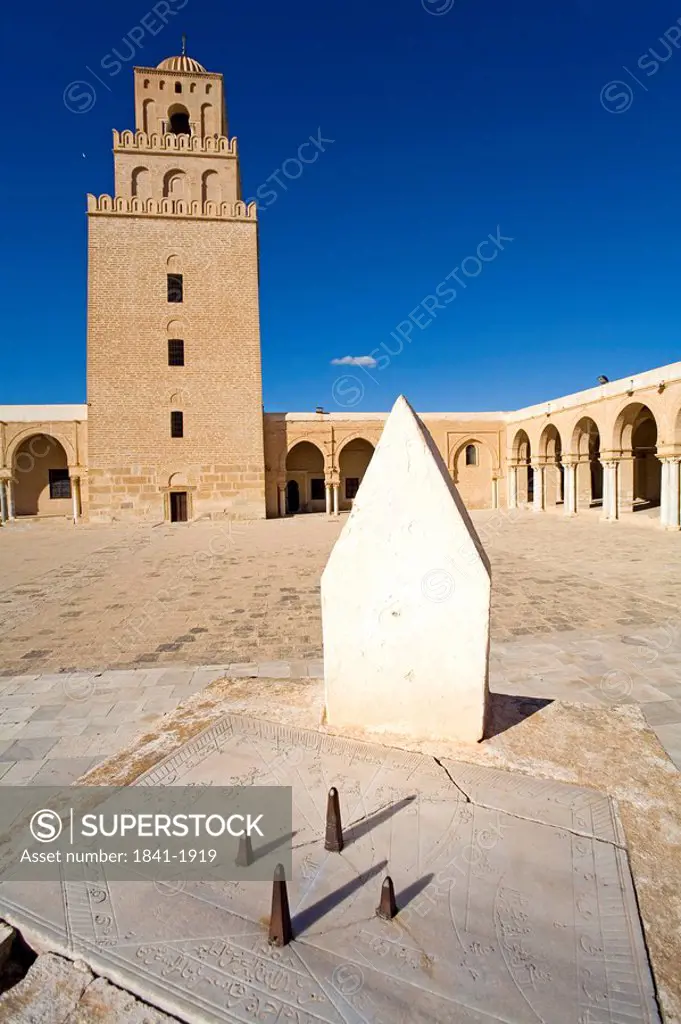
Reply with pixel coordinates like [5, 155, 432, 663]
[266, 411, 507, 421]
[0, 405, 88, 423]
[508, 359, 681, 422]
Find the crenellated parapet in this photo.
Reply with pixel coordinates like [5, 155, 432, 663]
[86, 194, 257, 221]
[112, 130, 237, 157]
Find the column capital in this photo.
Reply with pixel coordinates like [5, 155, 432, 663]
[0, 469, 11, 482]
[611, 450, 634, 462]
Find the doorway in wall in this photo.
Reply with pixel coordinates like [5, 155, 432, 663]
[170, 491, 188, 522]
[286, 480, 300, 514]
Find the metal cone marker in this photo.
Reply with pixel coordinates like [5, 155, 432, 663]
[236, 834, 253, 867]
[376, 876, 398, 920]
[324, 787, 344, 852]
[268, 863, 293, 947]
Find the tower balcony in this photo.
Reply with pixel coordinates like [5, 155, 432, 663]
[86, 194, 257, 222]
[112, 130, 238, 158]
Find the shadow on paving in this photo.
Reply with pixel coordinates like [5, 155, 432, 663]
[485, 692, 553, 739]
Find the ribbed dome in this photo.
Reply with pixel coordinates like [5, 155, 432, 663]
[157, 54, 206, 73]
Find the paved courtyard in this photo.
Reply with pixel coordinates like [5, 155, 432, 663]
[0, 509, 680, 784]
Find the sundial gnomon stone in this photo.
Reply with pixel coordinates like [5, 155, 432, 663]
[0, 715, 659, 1023]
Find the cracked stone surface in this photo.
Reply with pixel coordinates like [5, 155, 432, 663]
[0, 951, 92, 1022]
[76, 674, 681, 1024]
[0, 713, 661, 1023]
[0, 950, 178, 1023]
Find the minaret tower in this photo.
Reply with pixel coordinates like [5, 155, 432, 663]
[86, 45, 265, 522]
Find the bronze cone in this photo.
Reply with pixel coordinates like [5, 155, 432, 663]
[324, 787, 344, 852]
[376, 875, 398, 920]
[235, 834, 253, 867]
[268, 863, 293, 946]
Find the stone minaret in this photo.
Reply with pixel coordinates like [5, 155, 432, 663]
[86, 46, 265, 522]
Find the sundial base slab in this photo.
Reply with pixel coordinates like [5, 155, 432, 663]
[0, 715, 660, 1024]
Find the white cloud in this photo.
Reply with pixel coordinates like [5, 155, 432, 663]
[330, 355, 377, 368]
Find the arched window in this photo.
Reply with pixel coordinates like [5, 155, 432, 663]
[201, 103, 213, 136]
[201, 169, 220, 204]
[142, 97, 156, 134]
[465, 444, 478, 466]
[174, 82, 182, 93]
[163, 169, 186, 198]
[131, 166, 150, 199]
[167, 104, 190, 135]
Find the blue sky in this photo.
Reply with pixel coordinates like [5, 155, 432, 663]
[4, 0, 681, 412]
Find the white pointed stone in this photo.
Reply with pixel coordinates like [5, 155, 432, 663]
[321, 395, 491, 743]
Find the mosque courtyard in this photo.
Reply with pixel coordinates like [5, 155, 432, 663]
[0, 509, 679, 786]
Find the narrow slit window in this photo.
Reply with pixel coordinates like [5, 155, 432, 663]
[170, 410, 184, 438]
[168, 339, 185, 365]
[167, 274, 183, 302]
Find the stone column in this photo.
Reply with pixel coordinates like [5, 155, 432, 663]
[71, 476, 81, 524]
[617, 453, 635, 513]
[601, 461, 618, 521]
[332, 482, 340, 516]
[516, 465, 529, 505]
[660, 460, 669, 527]
[325, 483, 332, 515]
[531, 464, 544, 512]
[0, 481, 7, 524]
[544, 463, 558, 507]
[491, 477, 499, 510]
[669, 459, 681, 530]
[563, 460, 577, 516]
[661, 458, 681, 530]
[6, 479, 15, 521]
[507, 465, 518, 509]
[278, 485, 286, 518]
[576, 460, 592, 510]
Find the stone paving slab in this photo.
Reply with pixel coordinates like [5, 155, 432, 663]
[0, 638, 680, 792]
[1, 512, 680, 678]
[0, 716, 660, 1024]
[0, 663, 327, 790]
